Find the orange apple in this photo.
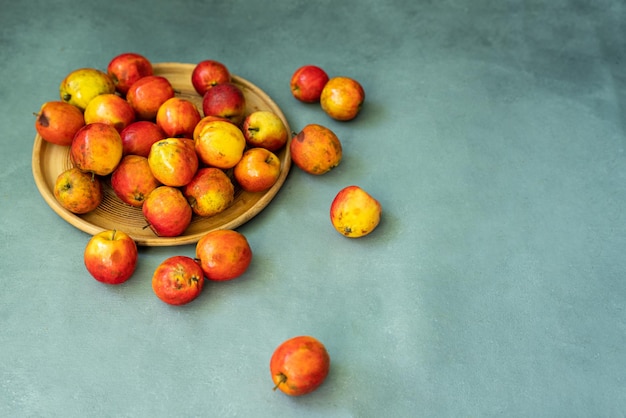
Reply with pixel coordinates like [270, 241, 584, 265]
[195, 229, 252, 281]
[202, 82, 246, 125]
[70, 122, 124, 176]
[290, 124, 342, 175]
[83, 93, 136, 132]
[191, 59, 231, 96]
[34, 101, 85, 146]
[233, 148, 281, 193]
[270, 336, 330, 396]
[107, 52, 153, 96]
[126, 75, 175, 120]
[242, 110, 289, 151]
[183, 167, 234, 217]
[120, 121, 166, 157]
[53, 167, 103, 214]
[193, 118, 246, 169]
[320, 76, 365, 121]
[290, 65, 329, 103]
[152, 256, 205, 306]
[142, 186, 193, 237]
[84, 229, 138, 285]
[330, 185, 381, 238]
[156, 97, 202, 139]
[148, 137, 198, 187]
[111, 155, 161, 207]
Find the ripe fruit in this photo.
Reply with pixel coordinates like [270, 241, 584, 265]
[126, 75, 175, 120]
[34, 101, 85, 146]
[290, 124, 342, 175]
[193, 118, 246, 169]
[107, 52, 153, 95]
[142, 186, 193, 237]
[242, 110, 289, 152]
[83, 93, 136, 132]
[84, 230, 138, 285]
[70, 123, 124, 176]
[191, 59, 231, 96]
[156, 97, 202, 138]
[270, 336, 330, 396]
[59, 68, 116, 110]
[233, 148, 281, 193]
[152, 256, 205, 305]
[53, 167, 103, 214]
[183, 167, 235, 217]
[120, 121, 166, 157]
[148, 137, 199, 187]
[330, 185, 382, 238]
[290, 65, 329, 103]
[202, 82, 246, 126]
[320, 76, 365, 121]
[195, 230, 252, 281]
[110, 155, 161, 207]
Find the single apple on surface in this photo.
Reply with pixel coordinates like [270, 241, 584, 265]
[183, 167, 234, 217]
[330, 185, 381, 238]
[142, 186, 193, 237]
[233, 148, 281, 193]
[34, 101, 85, 146]
[290, 65, 329, 103]
[84, 229, 138, 285]
[53, 167, 103, 214]
[156, 97, 202, 138]
[111, 155, 161, 207]
[202, 82, 246, 126]
[242, 110, 288, 151]
[70, 122, 124, 176]
[148, 137, 198, 187]
[193, 118, 246, 169]
[83, 93, 136, 132]
[290, 124, 342, 175]
[270, 336, 330, 396]
[152, 256, 205, 306]
[195, 229, 252, 281]
[126, 75, 175, 120]
[120, 121, 166, 157]
[191, 59, 231, 96]
[59, 67, 116, 111]
[107, 52, 153, 95]
[320, 76, 365, 121]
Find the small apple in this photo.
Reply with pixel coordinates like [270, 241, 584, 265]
[290, 124, 342, 175]
[83, 93, 136, 132]
[183, 167, 234, 217]
[120, 121, 166, 157]
[330, 185, 381, 238]
[270, 336, 330, 396]
[191, 59, 231, 96]
[242, 110, 289, 151]
[111, 155, 161, 207]
[126, 75, 175, 120]
[148, 137, 198, 187]
[193, 118, 246, 169]
[202, 82, 246, 126]
[152, 256, 205, 306]
[59, 67, 116, 111]
[320, 76, 365, 121]
[195, 229, 252, 281]
[34, 101, 85, 146]
[233, 148, 281, 193]
[142, 186, 193, 237]
[70, 122, 124, 176]
[156, 97, 202, 139]
[84, 229, 138, 285]
[53, 167, 103, 214]
[290, 65, 329, 103]
[107, 52, 153, 95]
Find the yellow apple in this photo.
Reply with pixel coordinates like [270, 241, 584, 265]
[193, 118, 246, 169]
[183, 167, 235, 217]
[242, 110, 289, 151]
[59, 68, 116, 111]
[53, 167, 103, 214]
[330, 185, 381, 238]
[320, 76, 365, 121]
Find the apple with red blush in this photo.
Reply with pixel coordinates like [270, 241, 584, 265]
[156, 97, 202, 139]
[202, 82, 246, 126]
[234, 148, 281, 193]
[84, 229, 138, 285]
[242, 110, 289, 152]
[126, 75, 175, 120]
[120, 121, 166, 157]
[107, 52, 153, 96]
[35, 101, 85, 146]
[290, 65, 329, 103]
[191, 59, 231, 96]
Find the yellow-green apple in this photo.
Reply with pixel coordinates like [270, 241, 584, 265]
[290, 124, 342, 175]
[156, 97, 202, 139]
[120, 120, 166, 157]
[83, 93, 136, 132]
[330, 185, 381, 238]
[193, 118, 246, 169]
[70, 122, 124, 176]
[107, 52, 153, 96]
[290, 65, 329, 103]
[59, 68, 116, 111]
[191, 59, 231, 96]
[53, 167, 103, 214]
[202, 82, 246, 125]
[195, 229, 252, 281]
[84, 229, 138, 285]
[182, 167, 234, 217]
[320, 76, 365, 121]
[270, 336, 330, 396]
[233, 148, 281, 193]
[242, 110, 289, 151]
[142, 186, 193, 237]
[148, 137, 198, 187]
[126, 75, 175, 120]
[152, 255, 205, 306]
[111, 155, 161, 207]
[34, 101, 85, 146]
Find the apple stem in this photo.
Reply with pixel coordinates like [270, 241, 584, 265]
[272, 374, 287, 391]
[111, 229, 117, 240]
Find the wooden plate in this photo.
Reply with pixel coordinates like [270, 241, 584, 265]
[32, 62, 291, 246]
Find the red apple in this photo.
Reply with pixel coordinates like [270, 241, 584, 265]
[152, 256, 205, 306]
[195, 229, 252, 281]
[142, 186, 193, 237]
[242, 110, 288, 151]
[233, 148, 281, 193]
[111, 155, 161, 207]
[202, 82, 246, 126]
[107, 52, 153, 95]
[290, 65, 329, 103]
[53, 167, 103, 214]
[148, 137, 198, 187]
[120, 121, 166, 157]
[156, 97, 202, 139]
[70, 123, 124, 176]
[83, 93, 136, 132]
[320, 76, 365, 121]
[126, 75, 175, 120]
[191, 59, 231, 96]
[183, 167, 234, 217]
[34, 101, 85, 147]
[84, 229, 138, 285]
[270, 336, 330, 396]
